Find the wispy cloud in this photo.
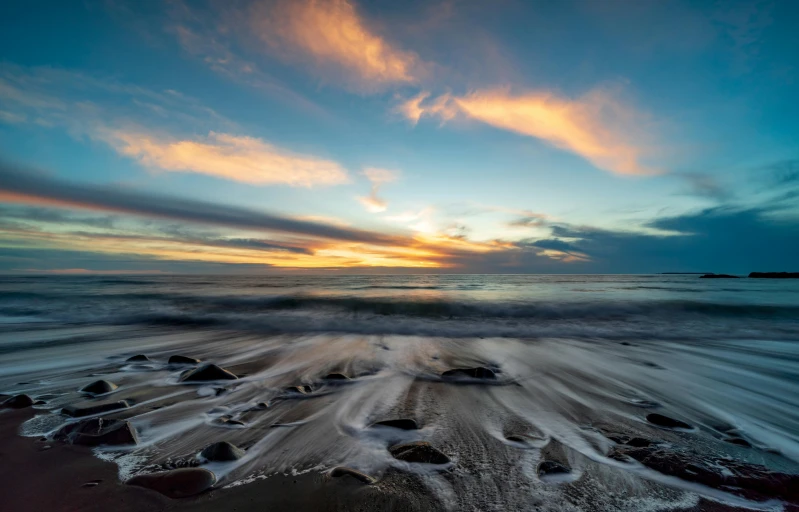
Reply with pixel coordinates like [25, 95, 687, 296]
[401, 87, 658, 176]
[251, 0, 422, 91]
[99, 129, 349, 187]
[357, 167, 400, 212]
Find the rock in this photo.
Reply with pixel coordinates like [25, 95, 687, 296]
[389, 441, 450, 465]
[371, 419, 419, 430]
[54, 417, 138, 446]
[1, 394, 33, 409]
[126, 468, 216, 499]
[626, 437, 652, 448]
[323, 373, 350, 381]
[537, 460, 571, 479]
[80, 380, 118, 395]
[199, 441, 245, 462]
[609, 445, 799, 503]
[179, 364, 237, 382]
[168, 355, 201, 365]
[699, 274, 739, 279]
[724, 437, 752, 447]
[215, 417, 245, 427]
[62, 400, 130, 417]
[749, 272, 799, 279]
[646, 413, 692, 430]
[441, 367, 496, 380]
[126, 354, 151, 362]
[329, 466, 377, 484]
[284, 385, 312, 395]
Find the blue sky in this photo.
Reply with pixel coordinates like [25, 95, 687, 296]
[0, 0, 797, 273]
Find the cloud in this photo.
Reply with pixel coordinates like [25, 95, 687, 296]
[0, 161, 400, 245]
[251, 0, 422, 91]
[403, 87, 658, 176]
[99, 129, 349, 187]
[396, 91, 456, 125]
[357, 167, 400, 212]
[674, 172, 731, 201]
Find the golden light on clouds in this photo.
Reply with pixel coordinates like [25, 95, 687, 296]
[253, 0, 421, 90]
[402, 88, 658, 176]
[357, 167, 400, 213]
[101, 130, 350, 187]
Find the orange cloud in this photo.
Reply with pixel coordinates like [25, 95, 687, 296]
[357, 167, 399, 212]
[100, 130, 349, 187]
[403, 88, 658, 176]
[252, 0, 421, 90]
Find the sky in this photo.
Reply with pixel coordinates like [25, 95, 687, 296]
[0, 0, 797, 274]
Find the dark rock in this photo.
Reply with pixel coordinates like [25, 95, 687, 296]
[609, 445, 799, 503]
[62, 400, 130, 417]
[323, 373, 350, 381]
[646, 413, 692, 430]
[537, 460, 571, 479]
[33, 400, 47, 405]
[441, 367, 496, 380]
[168, 355, 201, 365]
[699, 274, 739, 279]
[749, 272, 799, 279]
[389, 441, 451, 465]
[2, 394, 33, 409]
[371, 419, 419, 430]
[54, 417, 138, 446]
[126, 468, 216, 498]
[80, 380, 118, 395]
[126, 354, 151, 362]
[215, 417, 245, 427]
[179, 364, 237, 382]
[627, 437, 653, 447]
[199, 441, 245, 462]
[724, 437, 753, 447]
[329, 466, 377, 484]
[284, 385, 312, 395]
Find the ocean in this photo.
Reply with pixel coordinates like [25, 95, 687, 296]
[1, 274, 798, 510]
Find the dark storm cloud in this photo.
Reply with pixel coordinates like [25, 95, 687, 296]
[0, 162, 404, 246]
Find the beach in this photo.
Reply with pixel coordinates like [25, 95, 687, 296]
[2, 274, 799, 511]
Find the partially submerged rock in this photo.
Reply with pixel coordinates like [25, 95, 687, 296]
[54, 417, 138, 446]
[537, 460, 571, 479]
[168, 355, 201, 365]
[180, 364, 237, 382]
[80, 380, 118, 395]
[62, 400, 130, 418]
[389, 441, 451, 465]
[329, 466, 377, 484]
[646, 413, 692, 430]
[126, 354, 151, 362]
[1, 394, 33, 409]
[199, 441, 245, 462]
[284, 385, 312, 395]
[323, 373, 350, 381]
[724, 437, 753, 447]
[126, 468, 216, 499]
[441, 367, 496, 380]
[371, 419, 419, 430]
[610, 445, 799, 503]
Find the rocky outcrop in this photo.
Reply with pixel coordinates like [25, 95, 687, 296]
[537, 460, 571, 479]
[168, 355, 201, 365]
[199, 441, 245, 462]
[389, 441, 450, 464]
[646, 413, 692, 430]
[749, 272, 799, 279]
[329, 466, 377, 484]
[179, 364, 237, 382]
[126, 354, 151, 362]
[126, 468, 216, 498]
[371, 419, 419, 430]
[610, 445, 799, 503]
[1, 394, 33, 409]
[62, 400, 130, 417]
[80, 380, 118, 395]
[323, 373, 350, 381]
[54, 417, 138, 446]
[441, 367, 496, 380]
